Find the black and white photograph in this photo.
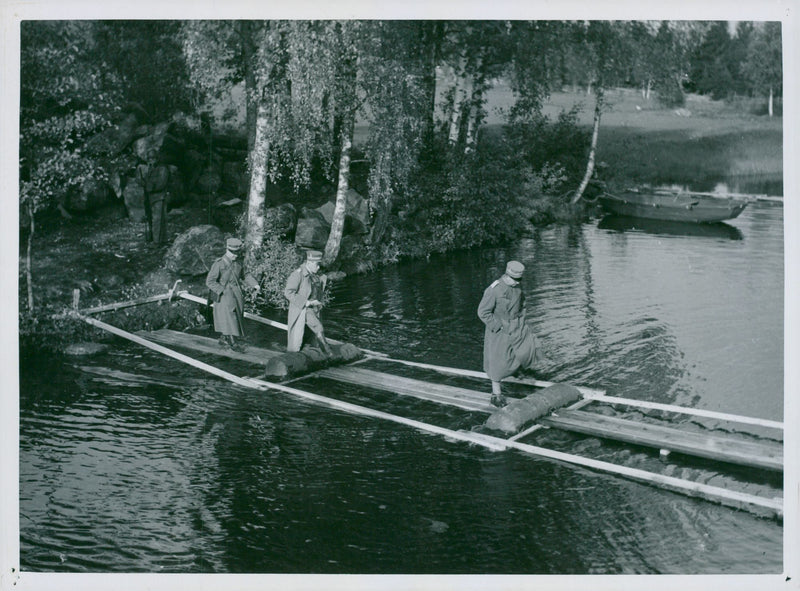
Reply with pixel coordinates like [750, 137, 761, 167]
[1, 1, 797, 590]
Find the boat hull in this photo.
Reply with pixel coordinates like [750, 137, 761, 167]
[598, 192, 748, 223]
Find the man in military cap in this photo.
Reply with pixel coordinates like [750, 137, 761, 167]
[477, 260, 539, 407]
[284, 250, 333, 356]
[206, 237, 260, 352]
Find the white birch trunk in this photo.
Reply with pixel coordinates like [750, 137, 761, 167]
[768, 86, 773, 117]
[324, 111, 354, 264]
[571, 89, 604, 205]
[246, 101, 270, 249]
[448, 55, 468, 146]
[464, 80, 482, 154]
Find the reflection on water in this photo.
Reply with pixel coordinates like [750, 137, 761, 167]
[19, 202, 783, 575]
[598, 215, 744, 240]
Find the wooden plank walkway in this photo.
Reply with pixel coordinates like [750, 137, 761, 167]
[134, 327, 782, 473]
[541, 410, 783, 472]
[141, 329, 280, 365]
[316, 366, 495, 413]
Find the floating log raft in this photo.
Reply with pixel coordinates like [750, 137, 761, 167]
[315, 366, 496, 413]
[540, 410, 783, 472]
[75, 302, 784, 518]
[484, 383, 583, 434]
[264, 343, 363, 380]
[141, 329, 281, 365]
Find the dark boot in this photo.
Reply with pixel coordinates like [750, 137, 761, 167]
[491, 394, 508, 408]
[319, 339, 334, 357]
[218, 335, 231, 349]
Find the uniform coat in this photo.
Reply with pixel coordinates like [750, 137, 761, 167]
[477, 276, 538, 381]
[206, 253, 257, 337]
[284, 264, 327, 352]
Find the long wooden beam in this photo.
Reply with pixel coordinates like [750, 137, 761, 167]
[542, 410, 783, 472]
[582, 392, 783, 431]
[243, 374, 782, 517]
[80, 313, 782, 517]
[80, 293, 175, 315]
[92, 291, 781, 432]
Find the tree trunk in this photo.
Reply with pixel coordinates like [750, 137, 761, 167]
[324, 107, 355, 265]
[571, 88, 604, 205]
[674, 73, 685, 102]
[26, 201, 35, 312]
[768, 86, 773, 117]
[464, 80, 483, 153]
[240, 21, 258, 155]
[447, 55, 468, 146]
[368, 156, 392, 246]
[421, 21, 440, 140]
[245, 100, 270, 249]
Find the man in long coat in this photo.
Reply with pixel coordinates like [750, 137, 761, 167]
[206, 237, 259, 352]
[284, 250, 333, 355]
[477, 260, 539, 407]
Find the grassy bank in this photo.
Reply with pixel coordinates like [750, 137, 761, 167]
[484, 86, 783, 194]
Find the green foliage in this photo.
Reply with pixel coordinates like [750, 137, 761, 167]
[389, 135, 564, 256]
[21, 21, 194, 217]
[20, 22, 119, 214]
[505, 105, 589, 192]
[742, 22, 782, 99]
[242, 232, 304, 310]
[95, 21, 193, 121]
[689, 22, 736, 100]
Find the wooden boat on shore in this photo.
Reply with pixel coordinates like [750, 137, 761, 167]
[597, 187, 750, 223]
[69, 287, 784, 519]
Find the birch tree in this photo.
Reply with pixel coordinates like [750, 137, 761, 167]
[570, 21, 631, 204]
[742, 22, 782, 117]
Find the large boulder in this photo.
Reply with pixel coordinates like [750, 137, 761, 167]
[84, 112, 140, 157]
[295, 216, 329, 249]
[221, 161, 248, 197]
[133, 122, 184, 165]
[165, 165, 186, 208]
[196, 166, 222, 196]
[123, 175, 147, 222]
[67, 179, 113, 212]
[265, 203, 297, 237]
[315, 188, 371, 235]
[344, 188, 371, 234]
[64, 342, 110, 356]
[181, 149, 206, 192]
[164, 225, 226, 276]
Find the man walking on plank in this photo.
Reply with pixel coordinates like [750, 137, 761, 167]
[284, 250, 333, 356]
[206, 237, 260, 352]
[477, 260, 539, 407]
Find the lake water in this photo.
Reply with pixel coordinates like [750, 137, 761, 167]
[18, 201, 784, 575]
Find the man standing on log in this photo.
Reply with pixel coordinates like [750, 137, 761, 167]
[284, 250, 333, 356]
[206, 237, 260, 352]
[477, 260, 539, 407]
